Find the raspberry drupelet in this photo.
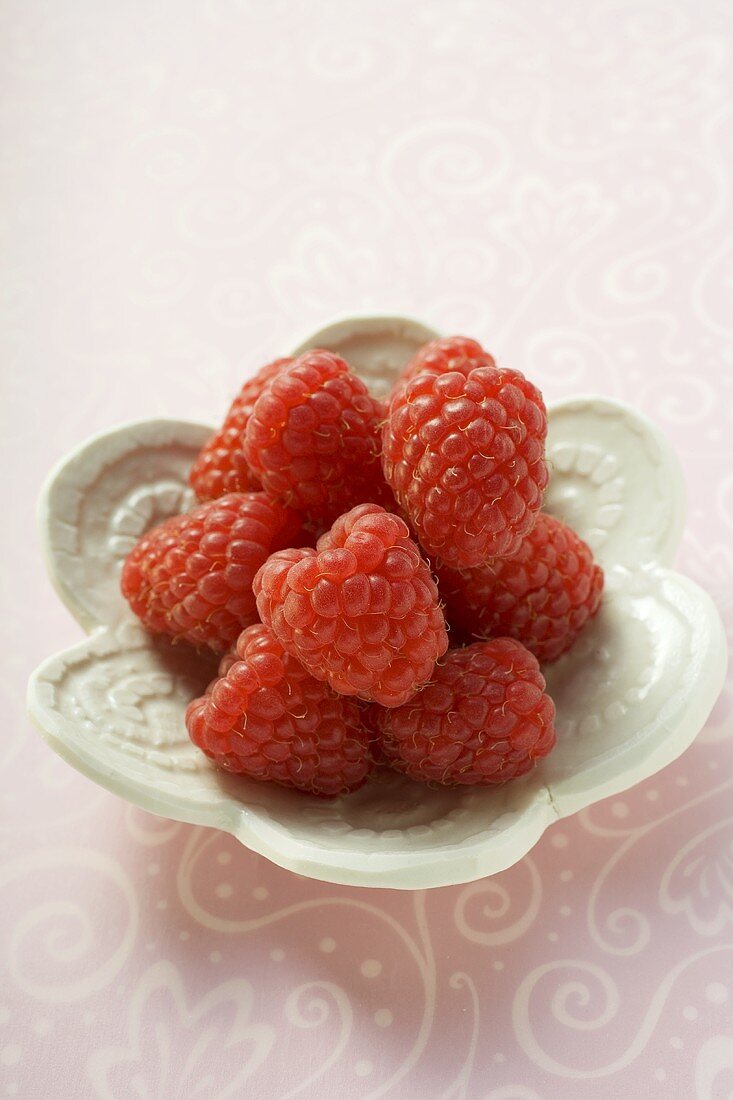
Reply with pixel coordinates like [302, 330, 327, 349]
[373, 638, 557, 785]
[438, 512, 604, 662]
[190, 357, 293, 500]
[121, 492, 302, 652]
[392, 334, 497, 400]
[382, 361, 548, 569]
[186, 623, 373, 797]
[243, 350, 392, 525]
[253, 503, 449, 707]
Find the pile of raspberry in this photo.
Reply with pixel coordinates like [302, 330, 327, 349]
[122, 337, 603, 798]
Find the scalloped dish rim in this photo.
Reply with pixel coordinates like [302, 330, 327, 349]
[26, 315, 729, 889]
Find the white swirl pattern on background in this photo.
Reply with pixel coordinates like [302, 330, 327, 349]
[281, 983, 353, 1099]
[513, 948, 733, 1079]
[695, 1035, 733, 1100]
[453, 858, 542, 946]
[87, 960, 274, 1099]
[0, 848, 138, 1003]
[659, 818, 733, 936]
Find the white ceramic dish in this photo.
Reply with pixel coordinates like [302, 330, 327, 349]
[28, 315, 728, 889]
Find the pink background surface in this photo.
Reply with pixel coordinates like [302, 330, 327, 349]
[3, 1, 733, 1096]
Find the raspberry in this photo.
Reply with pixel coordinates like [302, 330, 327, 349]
[374, 639, 556, 785]
[190, 357, 292, 500]
[253, 503, 449, 707]
[393, 335, 496, 399]
[121, 493, 302, 652]
[438, 513, 604, 662]
[243, 350, 392, 524]
[186, 624, 373, 797]
[382, 364, 548, 568]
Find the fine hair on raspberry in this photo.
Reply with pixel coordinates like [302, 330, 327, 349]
[374, 638, 557, 785]
[253, 503, 449, 707]
[393, 334, 497, 399]
[243, 350, 392, 524]
[121, 492, 302, 652]
[382, 359, 549, 568]
[439, 512, 604, 662]
[186, 623, 373, 797]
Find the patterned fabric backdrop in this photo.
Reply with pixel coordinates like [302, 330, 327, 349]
[3, 1, 733, 1096]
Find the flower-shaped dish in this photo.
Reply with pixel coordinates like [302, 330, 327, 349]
[28, 315, 727, 889]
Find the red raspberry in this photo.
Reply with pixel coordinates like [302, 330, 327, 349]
[382, 364, 548, 568]
[374, 638, 556, 785]
[186, 624, 373, 797]
[190, 357, 292, 500]
[121, 493, 302, 652]
[393, 335, 496, 399]
[438, 513, 604, 662]
[243, 350, 391, 524]
[253, 504, 449, 707]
